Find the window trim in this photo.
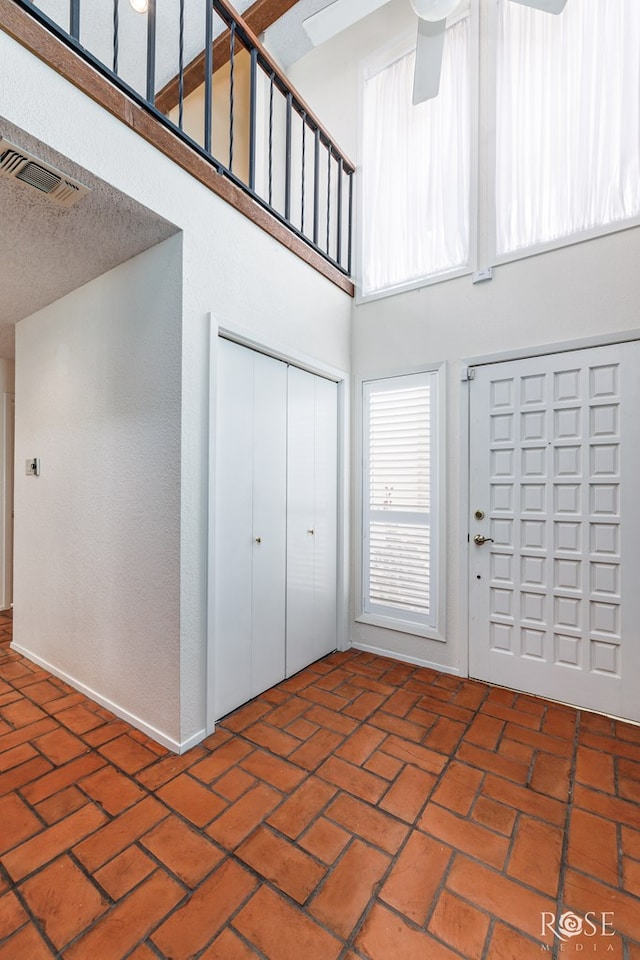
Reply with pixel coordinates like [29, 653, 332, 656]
[356, 363, 447, 642]
[355, 9, 478, 304]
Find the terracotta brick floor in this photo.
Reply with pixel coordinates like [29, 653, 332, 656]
[1, 610, 640, 959]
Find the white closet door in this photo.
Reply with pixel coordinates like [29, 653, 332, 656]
[286, 367, 338, 677]
[214, 340, 287, 720]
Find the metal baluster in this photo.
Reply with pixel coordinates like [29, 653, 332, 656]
[178, 0, 185, 129]
[301, 112, 306, 234]
[336, 157, 343, 268]
[248, 48, 257, 190]
[284, 93, 292, 222]
[204, 0, 213, 153]
[347, 170, 354, 276]
[112, 0, 119, 73]
[69, 0, 79, 40]
[268, 72, 274, 206]
[326, 145, 331, 255]
[229, 22, 235, 171]
[313, 127, 320, 246]
[146, 0, 156, 105]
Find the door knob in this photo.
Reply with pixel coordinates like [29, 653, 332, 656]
[307, 529, 315, 535]
[473, 534, 494, 546]
[255, 537, 262, 544]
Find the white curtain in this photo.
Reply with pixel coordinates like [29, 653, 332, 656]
[496, 0, 640, 255]
[362, 17, 470, 296]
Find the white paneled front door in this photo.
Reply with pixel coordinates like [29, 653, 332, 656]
[468, 341, 640, 721]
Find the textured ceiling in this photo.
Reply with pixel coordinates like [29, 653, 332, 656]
[0, 119, 178, 359]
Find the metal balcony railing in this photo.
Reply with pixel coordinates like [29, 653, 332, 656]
[11, 0, 355, 276]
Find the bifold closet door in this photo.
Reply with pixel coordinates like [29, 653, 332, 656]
[214, 339, 287, 719]
[286, 366, 338, 676]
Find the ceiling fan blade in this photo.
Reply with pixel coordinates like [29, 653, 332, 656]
[412, 17, 446, 105]
[508, 0, 568, 14]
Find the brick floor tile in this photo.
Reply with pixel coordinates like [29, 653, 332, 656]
[575, 745, 616, 793]
[503, 723, 573, 758]
[54, 703, 104, 733]
[79, 764, 146, 814]
[94, 845, 156, 899]
[455, 682, 488, 711]
[82, 720, 131, 747]
[482, 773, 566, 826]
[157, 772, 227, 826]
[277, 670, 316, 694]
[35, 785, 87, 824]
[0, 889, 28, 940]
[298, 817, 350, 864]
[581, 711, 614, 736]
[220, 699, 272, 732]
[300, 686, 351, 712]
[508, 815, 563, 896]
[33, 728, 87, 765]
[0, 756, 53, 796]
[325, 793, 408, 854]
[17, 680, 62, 706]
[487, 687, 516, 706]
[19, 855, 108, 950]
[3, 803, 107, 881]
[261, 697, 307, 730]
[428, 889, 490, 960]
[206, 783, 281, 849]
[73, 796, 167, 872]
[286, 718, 318, 740]
[415, 695, 474, 725]
[237, 825, 326, 903]
[212, 767, 256, 801]
[424, 717, 466, 754]
[1, 699, 47, 727]
[0, 742, 37, 771]
[616, 721, 640, 745]
[20, 752, 105, 804]
[256, 687, 288, 705]
[0, 792, 42, 854]
[447, 856, 555, 939]
[368, 710, 428, 743]
[379, 764, 436, 823]
[380, 736, 446, 775]
[530, 752, 572, 802]
[350, 674, 396, 697]
[621, 825, 640, 860]
[432, 761, 483, 816]
[267, 776, 336, 839]
[126, 945, 160, 960]
[580, 730, 640, 763]
[342, 691, 386, 720]
[567, 808, 619, 887]
[240, 748, 307, 791]
[0, 718, 57, 754]
[356, 902, 459, 960]
[489, 922, 551, 959]
[574, 783, 640, 830]
[304, 704, 358, 734]
[140, 814, 224, 887]
[563, 868, 640, 942]
[481, 701, 542, 730]
[66, 868, 185, 960]
[380, 830, 451, 924]
[617, 757, 640, 783]
[384, 690, 421, 717]
[233, 885, 342, 960]
[457, 741, 529, 784]
[499, 737, 535, 764]
[471, 795, 516, 836]
[623, 855, 640, 893]
[242, 722, 299, 757]
[619, 777, 640, 802]
[419, 803, 509, 869]
[0, 922, 56, 959]
[190, 740, 254, 784]
[364, 749, 404, 780]
[201, 927, 261, 959]
[310, 837, 389, 937]
[288, 728, 345, 771]
[542, 705, 577, 740]
[98, 734, 158, 774]
[336, 725, 387, 766]
[317, 756, 387, 803]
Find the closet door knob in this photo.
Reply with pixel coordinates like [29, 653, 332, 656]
[255, 537, 262, 544]
[307, 529, 315, 535]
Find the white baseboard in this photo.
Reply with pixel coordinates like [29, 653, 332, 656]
[350, 641, 462, 676]
[10, 643, 203, 755]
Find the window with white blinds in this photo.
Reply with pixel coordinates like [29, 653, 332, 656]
[362, 372, 438, 629]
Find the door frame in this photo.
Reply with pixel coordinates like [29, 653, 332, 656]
[460, 327, 640, 688]
[206, 315, 350, 734]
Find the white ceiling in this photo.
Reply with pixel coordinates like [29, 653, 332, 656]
[0, 118, 177, 359]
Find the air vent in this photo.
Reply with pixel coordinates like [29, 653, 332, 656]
[0, 137, 90, 207]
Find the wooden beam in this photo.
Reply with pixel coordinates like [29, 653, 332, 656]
[155, 0, 299, 115]
[0, 0, 354, 296]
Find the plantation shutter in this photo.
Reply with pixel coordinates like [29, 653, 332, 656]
[363, 372, 437, 627]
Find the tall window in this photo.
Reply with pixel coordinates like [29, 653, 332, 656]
[361, 16, 470, 296]
[362, 372, 438, 630]
[496, 0, 640, 254]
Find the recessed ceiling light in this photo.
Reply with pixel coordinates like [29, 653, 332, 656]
[130, 0, 148, 12]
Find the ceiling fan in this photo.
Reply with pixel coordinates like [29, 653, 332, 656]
[411, 0, 568, 104]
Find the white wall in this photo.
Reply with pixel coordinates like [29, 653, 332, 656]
[0, 360, 15, 611]
[288, 10, 640, 674]
[13, 237, 183, 745]
[1, 29, 351, 748]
